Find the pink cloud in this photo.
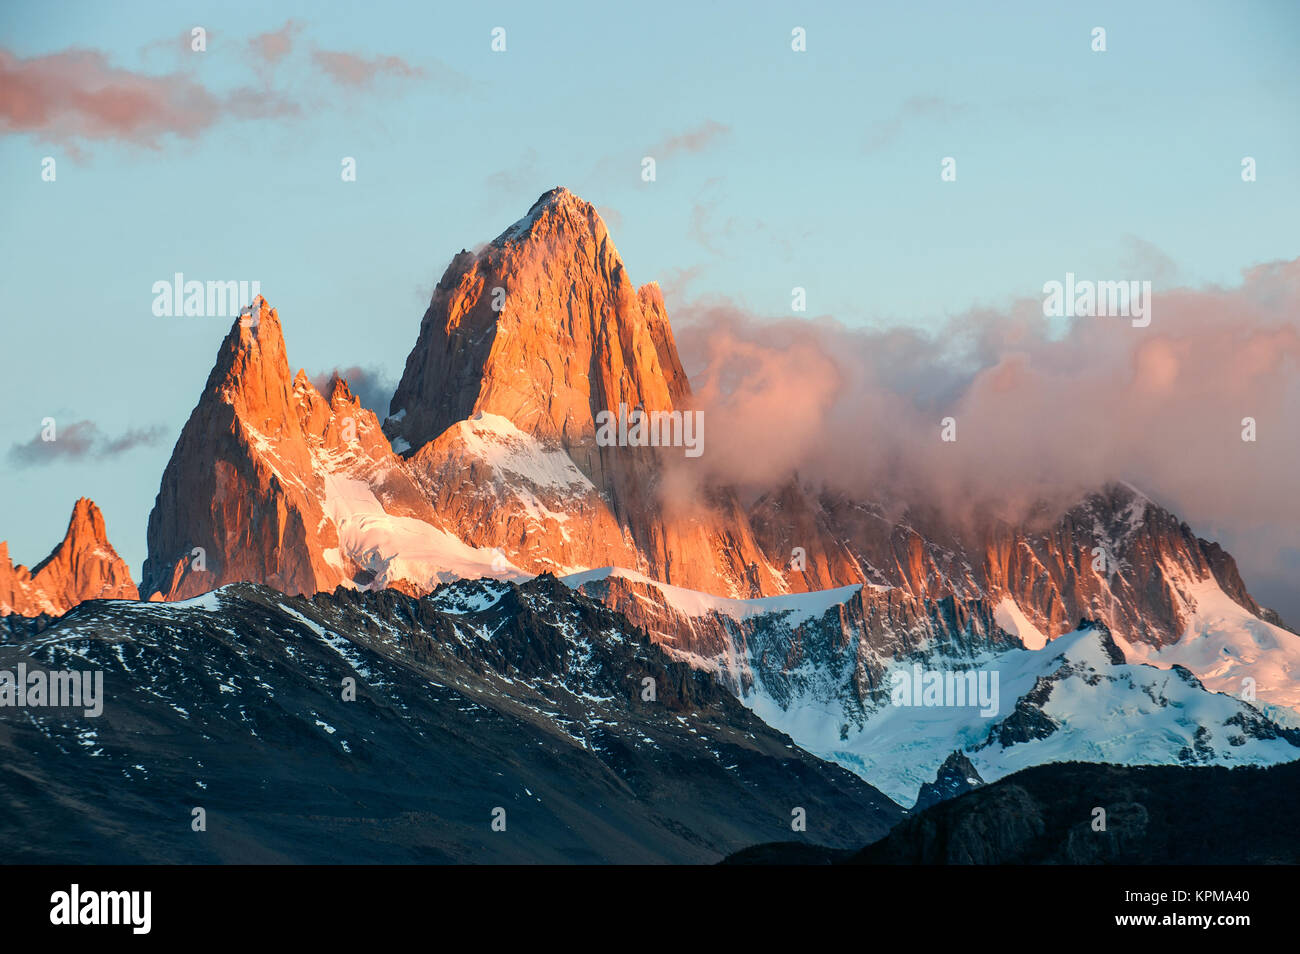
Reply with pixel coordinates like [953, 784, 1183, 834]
[0, 47, 295, 150]
[249, 19, 303, 66]
[311, 49, 423, 88]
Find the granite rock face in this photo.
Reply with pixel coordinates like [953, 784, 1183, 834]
[387, 187, 691, 460]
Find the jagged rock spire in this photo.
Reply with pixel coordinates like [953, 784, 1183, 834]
[0, 498, 138, 616]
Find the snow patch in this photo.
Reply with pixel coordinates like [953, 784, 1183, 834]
[451, 413, 597, 493]
[320, 470, 528, 590]
[994, 598, 1047, 650]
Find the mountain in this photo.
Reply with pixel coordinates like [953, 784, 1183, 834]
[140, 192, 1291, 658]
[140, 297, 449, 601]
[386, 187, 690, 459]
[725, 760, 1300, 865]
[124, 188, 1299, 806]
[140, 190, 787, 603]
[0, 498, 137, 616]
[742, 479, 1300, 714]
[2, 187, 1296, 866]
[0, 577, 900, 863]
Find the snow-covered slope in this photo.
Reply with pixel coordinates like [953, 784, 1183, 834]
[405, 412, 642, 579]
[743, 622, 1300, 805]
[993, 597, 1047, 650]
[1117, 578, 1300, 715]
[319, 469, 527, 589]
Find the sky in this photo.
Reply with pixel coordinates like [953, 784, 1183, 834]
[1, 1, 1298, 617]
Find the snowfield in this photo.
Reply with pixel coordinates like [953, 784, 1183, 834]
[1115, 577, 1300, 711]
[743, 623, 1300, 805]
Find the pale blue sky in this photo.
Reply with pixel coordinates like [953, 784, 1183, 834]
[1, 1, 1298, 610]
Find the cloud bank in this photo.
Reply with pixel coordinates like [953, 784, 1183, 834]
[671, 258, 1300, 613]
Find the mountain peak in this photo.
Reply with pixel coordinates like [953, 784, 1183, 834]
[525, 186, 588, 216]
[232, 295, 283, 351]
[387, 190, 688, 457]
[493, 186, 604, 248]
[913, 751, 984, 811]
[532, 185, 582, 209]
[197, 294, 299, 429]
[143, 295, 354, 602]
[31, 497, 111, 576]
[65, 497, 108, 547]
[2, 498, 138, 616]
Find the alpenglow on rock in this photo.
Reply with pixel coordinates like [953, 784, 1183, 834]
[0, 498, 138, 616]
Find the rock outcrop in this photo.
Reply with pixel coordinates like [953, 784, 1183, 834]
[142, 295, 512, 601]
[142, 298, 343, 600]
